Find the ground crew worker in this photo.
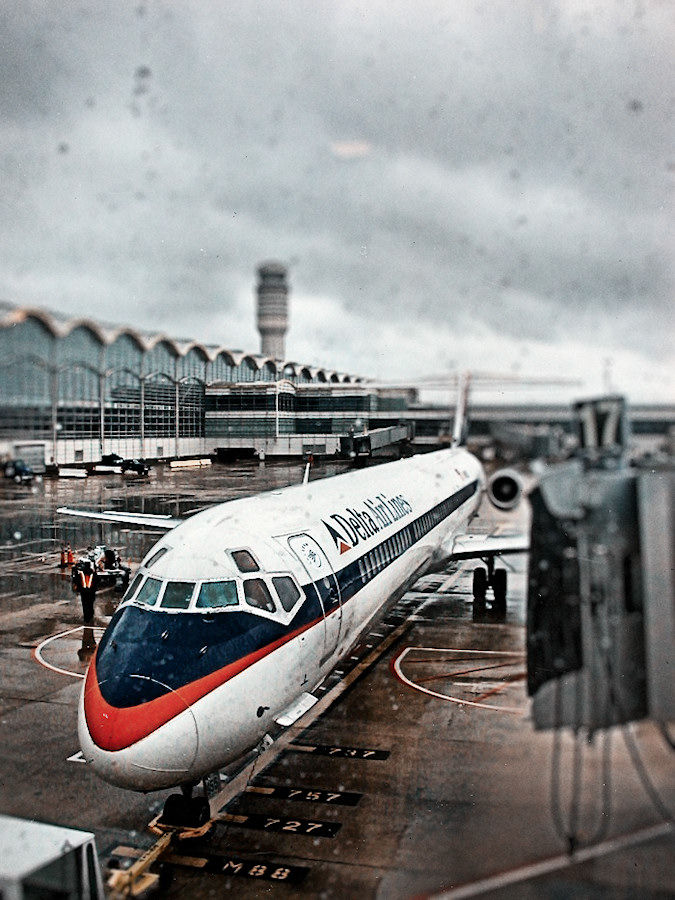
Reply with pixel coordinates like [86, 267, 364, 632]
[74, 559, 98, 624]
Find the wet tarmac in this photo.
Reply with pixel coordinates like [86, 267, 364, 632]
[0, 460, 673, 898]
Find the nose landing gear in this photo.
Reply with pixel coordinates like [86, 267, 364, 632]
[109, 785, 215, 897]
[158, 794, 211, 830]
[154, 783, 212, 832]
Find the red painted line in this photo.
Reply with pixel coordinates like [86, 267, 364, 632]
[416, 660, 520, 685]
[391, 646, 525, 715]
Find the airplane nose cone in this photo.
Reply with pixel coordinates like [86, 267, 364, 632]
[82, 672, 201, 790]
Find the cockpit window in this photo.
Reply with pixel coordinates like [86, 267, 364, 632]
[135, 576, 162, 607]
[144, 546, 169, 568]
[122, 572, 144, 603]
[161, 581, 196, 609]
[231, 549, 260, 573]
[243, 578, 276, 612]
[196, 580, 239, 609]
[272, 576, 301, 612]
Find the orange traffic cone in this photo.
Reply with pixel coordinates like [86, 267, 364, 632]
[60, 547, 67, 569]
[67, 543, 74, 566]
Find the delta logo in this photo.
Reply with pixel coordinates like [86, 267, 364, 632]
[322, 492, 413, 554]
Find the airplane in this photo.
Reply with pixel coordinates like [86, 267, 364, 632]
[58, 390, 529, 827]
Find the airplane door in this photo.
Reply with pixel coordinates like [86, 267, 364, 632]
[287, 534, 342, 662]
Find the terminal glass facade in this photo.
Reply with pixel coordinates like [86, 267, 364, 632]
[0, 306, 365, 465]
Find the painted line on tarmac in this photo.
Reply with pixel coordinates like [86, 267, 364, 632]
[425, 821, 675, 900]
[33, 626, 104, 679]
[392, 646, 526, 714]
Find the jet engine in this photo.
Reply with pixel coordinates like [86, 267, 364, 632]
[486, 469, 523, 510]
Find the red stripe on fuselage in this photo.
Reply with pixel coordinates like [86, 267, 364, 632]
[84, 615, 321, 751]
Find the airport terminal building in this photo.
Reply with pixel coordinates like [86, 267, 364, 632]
[0, 301, 414, 468]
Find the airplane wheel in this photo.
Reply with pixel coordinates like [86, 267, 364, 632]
[472, 601, 487, 621]
[160, 794, 210, 828]
[492, 569, 507, 608]
[160, 794, 189, 826]
[190, 797, 211, 828]
[473, 567, 487, 603]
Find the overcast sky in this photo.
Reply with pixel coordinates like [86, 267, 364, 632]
[1, 1, 673, 402]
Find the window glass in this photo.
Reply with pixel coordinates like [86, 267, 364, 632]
[144, 546, 169, 568]
[123, 572, 144, 602]
[243, 578, 276, 612]
[272, 576, 301, 612]
[231, 549, 260, 572]
[135, 576, 162, 606]
[24, 848, 79, 899]
[161, 581, 195, 609]
[196, 580, 239, 609]
[87, 841, 102, 899]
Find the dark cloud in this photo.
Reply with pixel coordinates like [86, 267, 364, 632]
[0, 0, 672, 400]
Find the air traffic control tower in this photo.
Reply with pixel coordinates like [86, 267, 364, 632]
[256, 260, 289, 359]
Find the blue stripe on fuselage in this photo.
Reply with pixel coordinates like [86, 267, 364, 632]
[335, 479, 478, 603]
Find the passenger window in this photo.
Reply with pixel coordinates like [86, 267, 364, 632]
[123, 572, 144, 603]
[135, 576, 162, 607]
[197, 580, 238, 609]
[272, 576, 301, 612]
[161, 581, 195, 609]
[231, 549, 260, 572]
[243, 578, 276, 612]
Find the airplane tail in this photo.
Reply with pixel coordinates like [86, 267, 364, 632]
[451, 372, 471, 448]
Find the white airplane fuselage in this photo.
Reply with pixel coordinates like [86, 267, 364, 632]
[79, 446, 490, 792]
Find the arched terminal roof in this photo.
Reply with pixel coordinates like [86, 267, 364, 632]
[0, 301, 361, 384]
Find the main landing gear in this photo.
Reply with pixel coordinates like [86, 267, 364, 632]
[472, 557, 507, 616]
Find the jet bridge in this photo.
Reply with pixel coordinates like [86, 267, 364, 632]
[527, 396, 675, 731]
[0, 814, 104, 900]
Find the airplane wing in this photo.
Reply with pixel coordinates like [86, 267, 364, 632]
[449, 532, 529, 560]
[57, 507, 181, 530]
